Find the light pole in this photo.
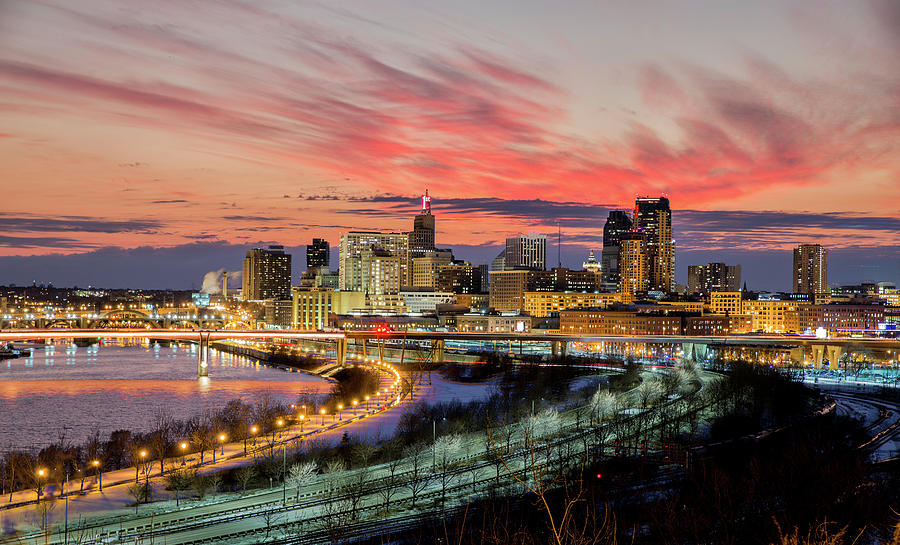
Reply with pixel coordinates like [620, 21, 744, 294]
[352, 399, 358, 416]
[36, 468, 45, 500]
[320, 408, 326, 426]
[250, 425, 258, 449]
[298, 414, 305, 433]
[219, 434, 226, 456]
[180, 442, 188, 465]
[337, 404, 343, 422]
[141, 451, 149, 485]
[92, 460, 102, 491]
[136, 450, 147, 483]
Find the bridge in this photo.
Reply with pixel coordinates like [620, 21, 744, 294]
[0, 309, 253, 330]
[3, 328, 898, 377]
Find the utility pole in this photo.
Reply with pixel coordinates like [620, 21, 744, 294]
[64, 470, 69, 545]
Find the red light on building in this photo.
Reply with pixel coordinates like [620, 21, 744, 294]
[374, 323, 392, 337]
[421, 189, 431, 214]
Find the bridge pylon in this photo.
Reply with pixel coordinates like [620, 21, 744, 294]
[198, 333, 210, 378]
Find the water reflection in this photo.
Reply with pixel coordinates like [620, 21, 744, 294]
[0, 341, 330, 450]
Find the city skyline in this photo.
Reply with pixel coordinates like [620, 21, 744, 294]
[1, 0, 898, 289]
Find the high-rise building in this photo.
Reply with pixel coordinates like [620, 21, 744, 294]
[339, 232, 409, 291]
[412, 255, 453, 288]
[436, 262, 483, 294]
[306, 238, 330, 269]
[793, 244, 827, 295]
[490, 250, 506, 272]
[617, 232, 648, 303]
[409, 190, 436, 259]
[362, 250, 404, 296]
[687, 263, 741, 294]
[633, 197, 675, 292]
[601, 211, 633, 291]
[504, 234, 546, 271]
[242, 246, 292, 301]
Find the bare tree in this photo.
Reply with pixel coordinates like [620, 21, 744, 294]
[434, 434, 462, 512]
[378, 439, 404, 512]
[236, 465, 256, 494]
[402, 443, 430, 509]
[127, 482, 151, 513]
[151, 407, 174, 475]
[164, 468, 192, 507]
[286, 461, 317, 501]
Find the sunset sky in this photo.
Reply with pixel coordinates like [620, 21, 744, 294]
[1, 0, 898, 290]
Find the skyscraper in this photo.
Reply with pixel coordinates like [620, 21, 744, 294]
[687, 263, 741, 294]
[617, 232, 648, 303]
[793, 244, 827, 295]
[306, 238, 329, 269]
[601, 210, 633, 291]
[408, 190, 436, 259]
[633, 197, 675, 292]
[504, 234, 547, 271]
[339, 232, 409, 291]
[242, 245, 292, 301]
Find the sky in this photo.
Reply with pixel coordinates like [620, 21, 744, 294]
[0, 0, 898, 290]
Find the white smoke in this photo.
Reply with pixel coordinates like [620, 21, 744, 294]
[200, 269, 242, 294]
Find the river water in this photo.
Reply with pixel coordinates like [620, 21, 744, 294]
[0, 341, 331, 451]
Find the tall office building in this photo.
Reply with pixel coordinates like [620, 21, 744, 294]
[504, 234, 546, 271]
[242, 245, 292, 301]
[687, 263, 741, 294]
[601, 211, 633, 290]
[633, 197, 675, 292]
[306, 238, 329, 269]
[409, 190, 436, 259]
[617, 232, 648, 303]
[339, 232, 409, 291]
[793, 244, 827, 295]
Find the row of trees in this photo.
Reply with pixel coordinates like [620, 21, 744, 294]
[0, 366, 383, 501]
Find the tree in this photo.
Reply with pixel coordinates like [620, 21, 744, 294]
[165, 468, 192, 507]
[235, 465, 256, 494]
[190, 423, 213, 466]
[434, 434, 462, 512]
[378, 439, 404, 512]
[127, 482, 152, 513]
[286, 461, 317, 501]
[402, 443, 430, 509]
[150, 407, 174, 476]
[192, 472, 213, 500]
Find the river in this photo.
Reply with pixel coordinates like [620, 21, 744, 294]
[0, 340, 331, 451]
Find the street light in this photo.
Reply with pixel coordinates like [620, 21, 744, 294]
[320, 408, 326, 425]
[92, 460, 102, 491]
[180, 442, 188, 465]
[364, 395, 370, 410]
[352, 399, 358, 416]
[36, 469, 46, 500]
[337, 404, 343, 422]
[298, 414, 305, 432]
[137, 450, 147, 483]
[219, 434, 227, 456]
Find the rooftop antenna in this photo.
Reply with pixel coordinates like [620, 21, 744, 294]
[557, 221, 561, 268]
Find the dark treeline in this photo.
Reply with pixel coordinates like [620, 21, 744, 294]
[0, 366, 381, 499]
